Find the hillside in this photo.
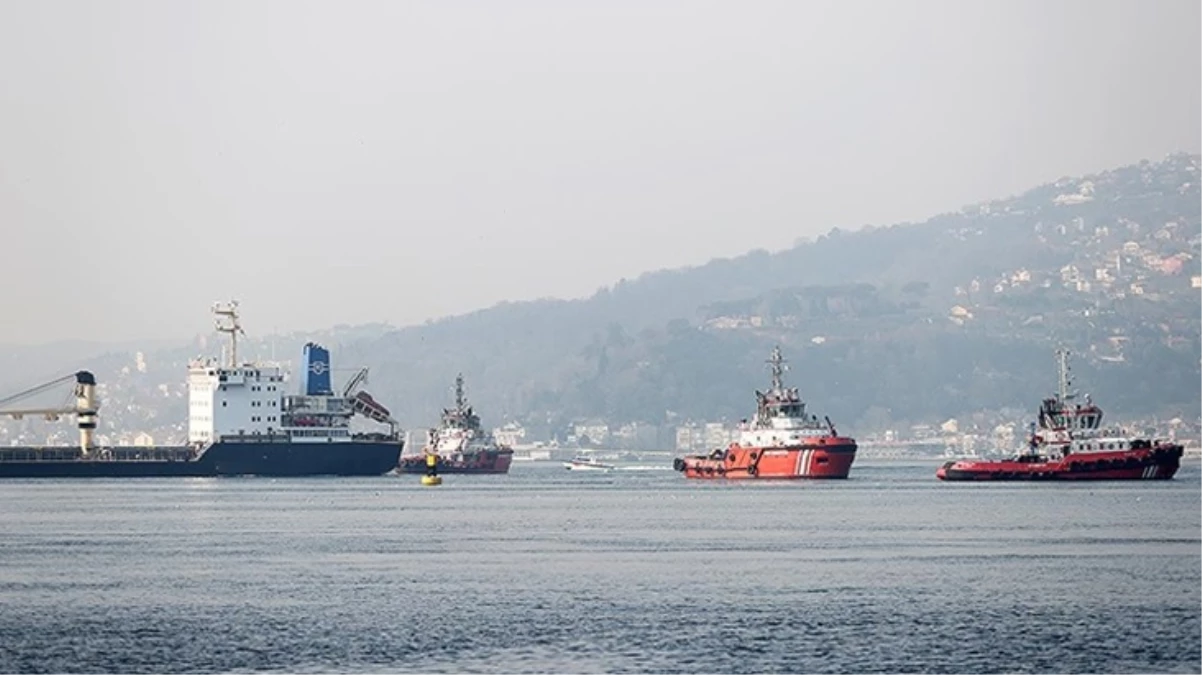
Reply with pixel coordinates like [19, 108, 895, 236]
[348, 152, 1202, 429]
[2, 153, 1199, 446]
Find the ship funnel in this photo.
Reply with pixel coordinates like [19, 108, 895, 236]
[74, 371, 98, 455]
[301, 343, 333, 396]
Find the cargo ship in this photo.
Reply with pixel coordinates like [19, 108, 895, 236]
[0, 302, 404, 477]
[937, 349, 1183, 481]
[673, 345, 857, 479]
[397, 373, 513, 474]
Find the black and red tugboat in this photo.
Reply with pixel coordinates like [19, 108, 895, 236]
[937, 349, 1183, 481]
[397, 374, 513, 475]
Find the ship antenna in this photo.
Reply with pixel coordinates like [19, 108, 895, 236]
[1055, 347, 1074, 402]
[213, 300, 245, 368]
[766, 345, 788, 391]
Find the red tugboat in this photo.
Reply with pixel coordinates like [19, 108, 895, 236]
[397, 374, 514, 475]
[937, 349, 1183, 481]
[673, 346, 857, 479]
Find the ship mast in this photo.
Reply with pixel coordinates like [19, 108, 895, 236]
[454, 372, 467, 411]
[766, 345, 788, 392]
[213, 301, 245, 369]
[1055, 348, 1074, 403]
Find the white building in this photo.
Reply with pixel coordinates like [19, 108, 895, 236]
[493, 422, 526, 448]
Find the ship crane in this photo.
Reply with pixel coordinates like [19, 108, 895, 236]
[0, 371, 99, 454]
[342, 367, 370, 398]
[339, 367, 400, 435]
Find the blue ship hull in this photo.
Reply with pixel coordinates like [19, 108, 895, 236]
[0, 439, 403, 478]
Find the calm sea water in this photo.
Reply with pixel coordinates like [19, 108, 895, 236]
[0, 458, 1198, 674]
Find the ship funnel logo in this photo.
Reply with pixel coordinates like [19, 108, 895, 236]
[301, 342, 334, 396]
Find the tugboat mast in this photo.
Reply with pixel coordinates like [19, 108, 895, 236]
[454, 372, 467, 411]
[213, 301, 244, 368]
[767, 345, 788, 391]
[1055, 348, 1074, 403]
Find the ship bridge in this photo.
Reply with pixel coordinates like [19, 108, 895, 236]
[748, 346, 838, 436]
[1037, 349, 1104, 432]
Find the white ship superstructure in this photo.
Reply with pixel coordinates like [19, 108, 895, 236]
[186, 301, 395, 445]
[737, 346, 841, 448]
[426, 373, 501, 456]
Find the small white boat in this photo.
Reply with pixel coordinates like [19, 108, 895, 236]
[563, 456, 615, 471]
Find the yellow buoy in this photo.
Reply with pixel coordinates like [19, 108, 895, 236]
[421, 450, 441, 486]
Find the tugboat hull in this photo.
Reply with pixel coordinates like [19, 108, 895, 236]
[936, 444, 1183, 481]
[675, 440, 857, 479]
[397, 449, 513, 475]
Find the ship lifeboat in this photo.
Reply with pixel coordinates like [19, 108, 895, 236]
[675, 438, 858, 480]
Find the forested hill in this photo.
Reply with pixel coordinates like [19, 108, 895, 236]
[3, 153, 1199, 441]
[341, 152, 1201, 432]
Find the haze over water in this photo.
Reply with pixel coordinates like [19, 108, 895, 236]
[0, 459, 1198, 674]
[3, 0, 1198, 344]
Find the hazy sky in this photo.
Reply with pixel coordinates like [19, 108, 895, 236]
[2, 0, 1199, 344]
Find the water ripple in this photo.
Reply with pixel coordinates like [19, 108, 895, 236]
[0, 459, 1197, 673]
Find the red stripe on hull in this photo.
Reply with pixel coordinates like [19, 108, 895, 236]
[936, 445, 1182, 481]
[677, 439, 858, 480]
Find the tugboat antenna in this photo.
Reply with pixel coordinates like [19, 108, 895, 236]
[766, 345, 788, 391]
[1055, 348, 1074, 402]
[213, 300, 245, 368]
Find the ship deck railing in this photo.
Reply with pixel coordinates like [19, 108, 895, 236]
[352, 432, 401, 442]
[216, 433, 294, 443]
[213, 432, 400, 443]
